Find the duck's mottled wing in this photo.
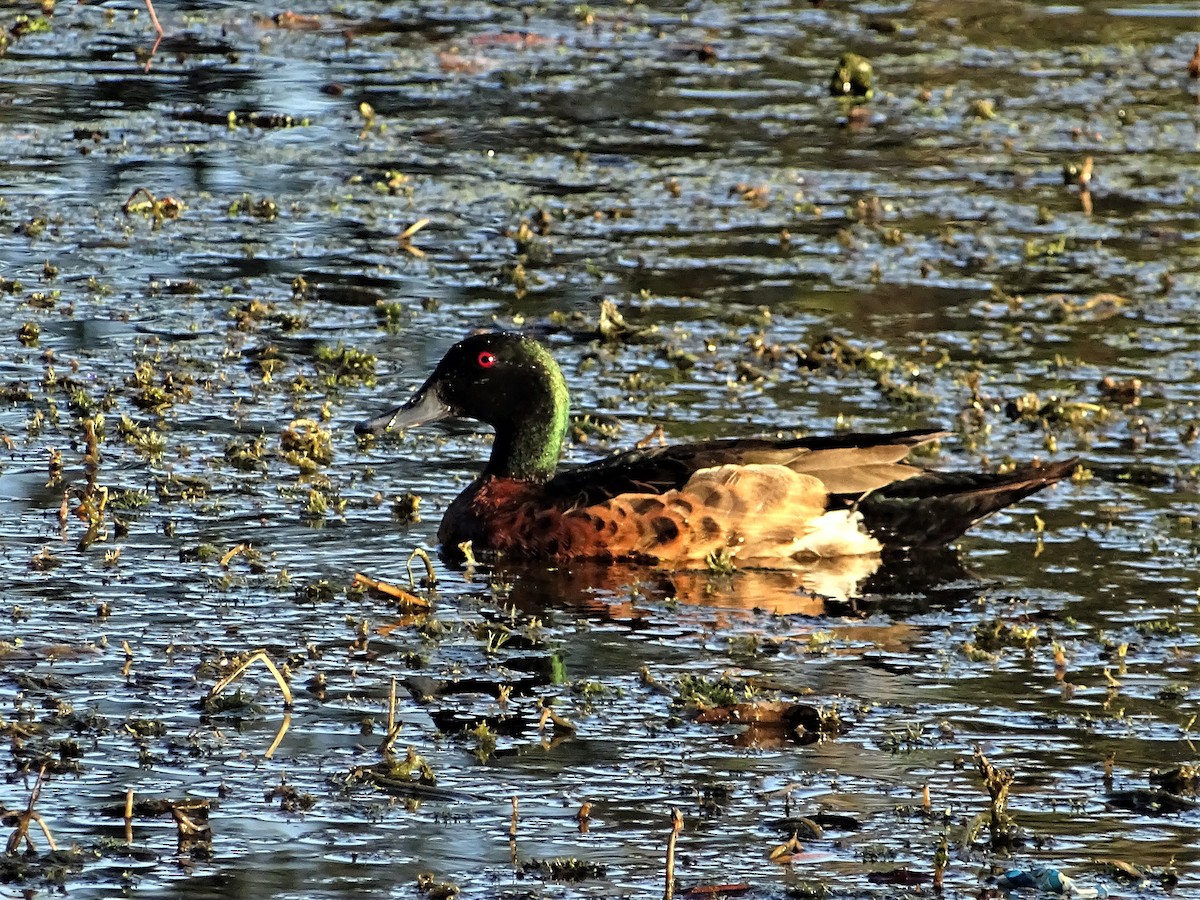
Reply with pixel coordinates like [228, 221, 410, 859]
[773, 432, 948, 494]
[546, 428, 946, 508]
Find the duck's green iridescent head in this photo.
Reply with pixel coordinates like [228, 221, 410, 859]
[356, 332, 570, 481]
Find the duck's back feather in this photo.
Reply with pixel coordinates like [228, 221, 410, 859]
[545, 428, 945, 509]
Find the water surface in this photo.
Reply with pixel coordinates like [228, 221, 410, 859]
[0, 1, 1198, 897]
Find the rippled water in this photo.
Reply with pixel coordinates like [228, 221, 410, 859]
[1, 1, 1199, 897]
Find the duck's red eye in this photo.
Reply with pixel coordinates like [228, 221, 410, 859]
[477, 351, 497, 369]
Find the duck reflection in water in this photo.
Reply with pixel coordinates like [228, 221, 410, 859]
[474, 548, 977, 621]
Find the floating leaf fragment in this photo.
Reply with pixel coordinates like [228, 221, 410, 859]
[830, 52, 872, 98]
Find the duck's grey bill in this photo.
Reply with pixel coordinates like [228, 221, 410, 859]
[354, 386, 451, 436]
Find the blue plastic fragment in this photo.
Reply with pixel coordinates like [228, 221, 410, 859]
[992, 866, 1106, 898]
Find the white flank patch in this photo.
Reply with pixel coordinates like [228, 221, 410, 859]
[791, 509, 882, 558]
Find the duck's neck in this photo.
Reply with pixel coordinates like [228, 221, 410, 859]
[484, 347, 570, 482]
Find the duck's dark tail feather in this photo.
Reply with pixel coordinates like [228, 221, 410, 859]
[856, 458, 1078, 549]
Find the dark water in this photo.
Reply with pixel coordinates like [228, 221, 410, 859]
[1, 1, 1199, 896]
